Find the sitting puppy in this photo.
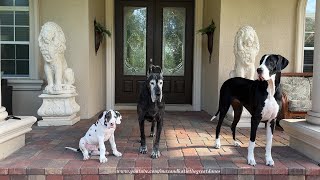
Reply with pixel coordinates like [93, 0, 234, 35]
[65, 110, 122, 163]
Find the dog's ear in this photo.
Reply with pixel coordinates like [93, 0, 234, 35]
[98, 111, 105, 120]
[147, 65, 155, 78]
[276, 55, 289, 71]
[114, 111, 122, 124]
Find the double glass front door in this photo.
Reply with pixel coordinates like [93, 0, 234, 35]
[115, 0, 194, 104]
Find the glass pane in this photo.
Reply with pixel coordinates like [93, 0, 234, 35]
[15, 11, 29, 26]
[16, 60, 29, 75]
[15, 0, 28, 6]
[0, 0, 13, 6]
[123, 7, 146, 75]
[305, 0, 315, 47]
[16, 44, 28, 59]
[15, 27, 29, 41]
[0, 11, 14, 25]
[0, 27, 14, 41]
[1, 44, 15, 59]
[1, 60, 15, 75]
[162, 7, 186, 76]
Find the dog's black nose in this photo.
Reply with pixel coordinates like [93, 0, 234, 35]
[257, 68, 263, 74]
[110, 123, 113, 126]
[156, 92, 161, 96]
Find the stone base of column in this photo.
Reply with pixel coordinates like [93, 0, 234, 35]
[0, 107, 8, 122]
[280, 119, 320, 163]
[38, 114, 80, 126]
[225, 107, 264, 128]
[37, 93, 80, 126]
[306, 111, 320, 125]
[0, 116, 37, 160]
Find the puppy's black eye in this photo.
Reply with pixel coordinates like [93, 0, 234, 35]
[150, 82, 155, 85]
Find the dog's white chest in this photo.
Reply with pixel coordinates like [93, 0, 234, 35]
[261, 97, 279, 121]
[104, 129, 115, 141]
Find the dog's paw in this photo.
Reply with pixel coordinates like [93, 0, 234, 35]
[139, 146, 148, 154]
[151, 149, 160, 159]
[213, 138, 221, 149]
[265, 156, 274, 166]
[234, 141, 241, 147]
[83, 154, 90, 160]
[99, 156, 108, 163]
[113, 151, 122, 157]
[149, 132, 155, 137]
[247, 156, 256, 166]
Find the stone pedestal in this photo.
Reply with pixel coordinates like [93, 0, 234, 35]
[280, 119, 320, 163]
[37, 93, 80, 126]
[0, 116, 37, 160]
[225, 107, 264, 128]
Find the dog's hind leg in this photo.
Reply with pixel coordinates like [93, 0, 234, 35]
[231, 100, 242, 147]
[138, 116, 148, 154]
[214, 102, 230, 149]
[150, 121, 155, 137]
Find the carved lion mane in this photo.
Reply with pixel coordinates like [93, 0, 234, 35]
[38, 22, 75, 94]
[230, 26, 260, 80]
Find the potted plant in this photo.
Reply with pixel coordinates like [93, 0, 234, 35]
[198, 20, 216, 63]
[94, 19, 111, 54]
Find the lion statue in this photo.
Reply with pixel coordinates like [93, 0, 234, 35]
[229, 26, 260, 80]
[38, 22, 75, 94]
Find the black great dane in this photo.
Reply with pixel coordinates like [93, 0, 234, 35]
[211, 54, 289, 166]
[137, 65, 165, 159]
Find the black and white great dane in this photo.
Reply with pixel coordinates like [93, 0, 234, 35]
[137, 65, 165, 159]
[211, 54, 289, 166]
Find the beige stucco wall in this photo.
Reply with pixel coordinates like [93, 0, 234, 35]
[201, 0, 221, 114]
[202, 0, 298, 115]
[39, 0, 106, 119]
[88, 0, 106, 117]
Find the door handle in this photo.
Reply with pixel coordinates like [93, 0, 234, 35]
[150, 58, 153, 63]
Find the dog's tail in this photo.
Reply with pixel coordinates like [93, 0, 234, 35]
[210, 110, 220, 121]
[65, 147, 81, 152]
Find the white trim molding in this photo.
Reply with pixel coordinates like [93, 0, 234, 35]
[105, 0, 115, 110]
[29, 0, 41, 79]
[7, 79, 43, 91]
[295, 0, 308, 72]
[107, 0, 203, 111]
[192, 0, 203, 111]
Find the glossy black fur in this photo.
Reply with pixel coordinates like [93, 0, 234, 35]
[214, 54, 289, 143]
[137, 66, 165, 159]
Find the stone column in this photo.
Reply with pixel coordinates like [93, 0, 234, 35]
[307, 0, 320, 125]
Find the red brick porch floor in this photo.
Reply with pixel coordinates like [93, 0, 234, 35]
[0, 111, 319, 180]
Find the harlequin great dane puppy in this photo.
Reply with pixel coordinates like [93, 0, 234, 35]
[65, 110, 122, 163]
[137, 65, 165, 159]
[211, 54, 289, 166]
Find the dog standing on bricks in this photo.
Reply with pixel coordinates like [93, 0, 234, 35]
[137, 65, 165, 159]
[65, 110, 122, 163]
[211, 54, 289, 166]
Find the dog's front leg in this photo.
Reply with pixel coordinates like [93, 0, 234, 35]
[151, 117, 163, 159]
[98, 137, 108, 163]
[139, 116, 148, 154]
[265, 119, 275, 166]
[247, 116, 260, 166]
[109, 134, 122, 157]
